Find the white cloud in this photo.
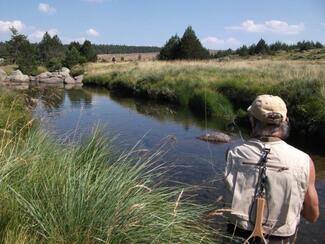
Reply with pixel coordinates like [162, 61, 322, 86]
[86, 28, 99, 37]
[29, 28, 58, 40]
[0, 20, 24, 33]
[38, 3, 56, 14]
[226, 20, 304, 35]
[202, 36, 241, 49]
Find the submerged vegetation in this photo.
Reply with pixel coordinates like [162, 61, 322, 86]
[0, 88, 219, 243]
[83, 60, 325, 139]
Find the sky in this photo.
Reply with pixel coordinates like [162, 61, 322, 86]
[0, 0, 324, 49]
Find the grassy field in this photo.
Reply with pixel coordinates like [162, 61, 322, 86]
[83, 60, 325, 139]
[0, 88, 221, 243]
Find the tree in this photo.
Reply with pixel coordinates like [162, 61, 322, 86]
[5, 28, 38, 74]
[315, 42, 323, 49]
[68, 42, 82, 52]
[80, 40, 96, 61]
[178, 26, 209, 60]
[39, 32, 65, 68]
[158, 35, 181, 60]
[254, 39, 269, 54]
[64, 47, 83, 68]
[5, 27, 28, 64]
[236, 45, 249, 56]
[16, 42, 38, 75]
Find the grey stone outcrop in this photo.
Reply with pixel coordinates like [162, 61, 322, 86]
[6, 70, 29, 83]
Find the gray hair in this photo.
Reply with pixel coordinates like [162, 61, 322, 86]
[250, 116, 290, 140]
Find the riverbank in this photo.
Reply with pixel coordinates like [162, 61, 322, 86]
[0, 89, 220, 242]
[83, 60, 325, 139]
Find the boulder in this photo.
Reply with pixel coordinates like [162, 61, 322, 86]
[198, 132, 231, 144]
[38, 76, 64, 84]
[0, 68, 7, 82]
[37, 71, 51, 80]
[64, 76, 76, 84]
[74, 75, 83, 83]
[60, 67, 70, 75]
[6, 70, 29, 83]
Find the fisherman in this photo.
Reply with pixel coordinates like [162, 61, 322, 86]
[224, 94, 319, 243]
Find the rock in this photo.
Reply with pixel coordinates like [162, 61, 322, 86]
[0, 68, 7, 82]
[6, 70, 29, 83]
[38, 76, 64, 84]
[60, 67, 70, 75]
[198, 132, 231, 144]
[74, 75, 83, 83]
[37, 71, 51, 80]
[64, 76, 76, 84]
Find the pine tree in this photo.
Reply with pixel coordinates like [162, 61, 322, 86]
[178, 26, 209, 60]
[5, 27, 28, 64]
[158, 35, 181, 60]
[236, 45, 249, 56]
[39, 32, 65, 68]
[64, 47, 83, 68]
[80, 40, 96, 61]
[254, 39, 269, 54]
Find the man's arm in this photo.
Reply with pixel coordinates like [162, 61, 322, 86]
[301, 159, 319, 223]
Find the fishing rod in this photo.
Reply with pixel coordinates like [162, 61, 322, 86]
[244, 145, 271, 244]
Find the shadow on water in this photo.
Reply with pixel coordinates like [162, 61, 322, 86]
[30, 86, 325, 244]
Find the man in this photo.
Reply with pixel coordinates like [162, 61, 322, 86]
[224, 94, 319, 243]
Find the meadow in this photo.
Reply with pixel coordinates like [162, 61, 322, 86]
[83, 59, 325, 139]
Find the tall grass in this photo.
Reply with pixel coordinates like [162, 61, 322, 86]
[0, 128, 219, 243]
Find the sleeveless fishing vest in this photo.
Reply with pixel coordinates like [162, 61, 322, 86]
[224, 139, 310, 236]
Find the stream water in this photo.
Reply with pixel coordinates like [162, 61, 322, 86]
[30, 86, 324, 243]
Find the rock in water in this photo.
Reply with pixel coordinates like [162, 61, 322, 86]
[39, 77, 63, 84]
[0, 68, 7, 82]
[6, 70, 29, 83]
[64, 76, 76, 84]
[74, 75, 83, 83]
[198, 132, 231, 144]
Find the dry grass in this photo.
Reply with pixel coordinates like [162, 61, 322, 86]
[85, 59, 325, 84]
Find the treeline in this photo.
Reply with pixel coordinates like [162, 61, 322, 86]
[92, 44, 160, 54]
[214, 39, 324, 58]
[0, 28, 97, 75]
[0, 28, 161, 75]
[159, 26, 209, 60]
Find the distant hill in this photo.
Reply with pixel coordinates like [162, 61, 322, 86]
[92, 44, 161, 54]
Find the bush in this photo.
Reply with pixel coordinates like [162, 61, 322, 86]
[70, 65, 85, 77]
[47, 58, 63, 72]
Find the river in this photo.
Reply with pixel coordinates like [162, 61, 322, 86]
[30, 86, 324, 243]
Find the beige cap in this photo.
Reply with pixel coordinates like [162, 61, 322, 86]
[247, 94, 287, 125]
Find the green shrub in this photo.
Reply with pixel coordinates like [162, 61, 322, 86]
[47, 58, 63, 72]
[70, 64, 85, 77]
